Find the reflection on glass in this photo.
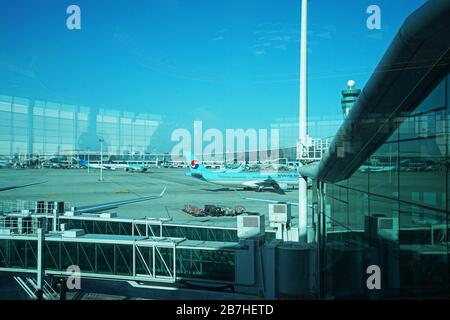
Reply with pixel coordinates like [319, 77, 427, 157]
[348, 159, 370, 193]
[399, 204, 448, 296]
[413, 78, 445, 115]
[399, 135, 446, 210]
[0, 94, 162, 158]
[348, 189, 368, 232]
[369, 142, 398, 198]
[323, 73, 449, 299]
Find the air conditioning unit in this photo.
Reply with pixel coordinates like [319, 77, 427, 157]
[237, 214, 265, 239]
[268, 203, 291, 227]
[0, 229, 12, 235]
[63, 229, 85, 238]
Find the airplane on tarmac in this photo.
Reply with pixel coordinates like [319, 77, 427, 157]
[79, 159, 109, 170]
[185, 154, 298, 194]
[79, 159, 147, 172]
[124, 163, 147, 173]
[358, 165, 398, 173]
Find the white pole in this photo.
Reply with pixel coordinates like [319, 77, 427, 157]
[298, 0, 309, 243]
[100, 140, 103, 181]
[36, 227, 44, 300]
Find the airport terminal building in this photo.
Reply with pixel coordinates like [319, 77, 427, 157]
[0, 99, 162, 157]
[0, 0, 449, 301]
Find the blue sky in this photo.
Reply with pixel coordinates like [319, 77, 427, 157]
[0, 0, 426, 132]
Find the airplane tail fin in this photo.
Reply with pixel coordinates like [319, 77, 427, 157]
[79, 159, 88, 167]
[235, 161, 247, 173]
[184, 152, 208, 174]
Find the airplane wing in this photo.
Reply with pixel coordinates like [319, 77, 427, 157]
[0, 181, 47, 192]
[241, 179, 286, 194]
[242, 181, 260, 188]
[72, 187, 166, 214]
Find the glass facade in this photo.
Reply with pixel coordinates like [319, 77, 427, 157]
[0, 94, 162, 157]
[271, 115, 343, 149]
[316, 73, 450, 299]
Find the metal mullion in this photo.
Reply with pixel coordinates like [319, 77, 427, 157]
[79, 243, 95, 272]
[97, 244, 113, 274]
[135, 245, 152, 277]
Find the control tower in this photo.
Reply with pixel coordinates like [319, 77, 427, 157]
[341, 80, 361, 118]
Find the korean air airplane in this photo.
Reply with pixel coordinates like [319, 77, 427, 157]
[79, 159, 147, 172]
[79, 159, 110, 170]
[185, 154, 298, 193]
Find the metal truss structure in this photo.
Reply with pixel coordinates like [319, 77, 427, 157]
[0, 211, 255, 294]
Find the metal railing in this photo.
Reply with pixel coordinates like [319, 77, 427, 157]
[0, 200, 73, 215]
[13, 276, 60, 300]
[0, 216, 48, 235]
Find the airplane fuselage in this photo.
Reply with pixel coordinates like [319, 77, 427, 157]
[192, 170, 298, 191]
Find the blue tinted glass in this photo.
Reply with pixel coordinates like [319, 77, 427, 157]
[413, 79, 446, 114]
[399, 134, 446, 211]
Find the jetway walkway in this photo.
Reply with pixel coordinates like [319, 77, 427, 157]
[0, 219, 242, 285]
[0, 207, 269, 300]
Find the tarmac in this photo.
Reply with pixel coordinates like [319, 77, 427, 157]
[0, 167, 303, 300]
[0, 167, 302, 229]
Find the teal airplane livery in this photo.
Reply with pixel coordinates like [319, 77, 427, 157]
[185, 154, 298, 194]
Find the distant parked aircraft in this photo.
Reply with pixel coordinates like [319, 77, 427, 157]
[79, 159, 147, 172]
[359, 165, 398, 173]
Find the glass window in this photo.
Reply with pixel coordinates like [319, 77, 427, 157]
[399, 111, 446, 141]
[387, 121, 399, 143]
[413, 78, 446, 115]
[398, 203, 448, 296]
[393, 78, 446, 142]
[369, 142, 398, 199]
[399, 134, 446, 211]
[326, 183, 335, 200]
[368, 195, 399, 240]
[329, 197, 348, 233]
[325, 185, 348, 234]
[349, 159, 370, 193]
[448, 74, 450, 111]
[348, 189, 368, 232]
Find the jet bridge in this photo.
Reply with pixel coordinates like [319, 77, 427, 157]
[0, 215, 242, 284]
[0, 200, 316, 299]
[0, 207, 270, 299]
